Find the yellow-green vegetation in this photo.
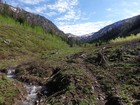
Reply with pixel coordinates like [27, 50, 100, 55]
[0, 14, 42, 34]
[110, 33, 140, 43]
[0, 15, 81, 68]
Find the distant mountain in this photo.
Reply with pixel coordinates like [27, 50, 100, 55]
[0, 3, 66, 39]
[81, 15, 140, 43]
[66, 33, 78, 38]
[79, 32, 94, 42]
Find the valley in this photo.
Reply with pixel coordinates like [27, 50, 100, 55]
[0, 3, 140, 105]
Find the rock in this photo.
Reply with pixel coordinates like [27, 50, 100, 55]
[105, 95, 123, 105]
[80, 53, 87, 58]
[61, 95, 66, 100]
[99, 96, 104, 101]
[3, 39, 11, 44]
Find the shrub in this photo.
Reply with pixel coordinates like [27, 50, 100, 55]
[110, 33, 140, 43]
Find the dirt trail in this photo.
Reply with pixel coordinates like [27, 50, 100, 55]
[75, 53, 106, 105]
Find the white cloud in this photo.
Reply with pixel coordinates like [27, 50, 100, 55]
[123, 9, 140, 18]
[57, 9, 81, 21]
[133, 2, 139, 6]
[122, 1, 139, 7]
[47, 1, 69, 13]
[58, 21, 112, 36]
[46, 0, 81, 21]
[106, 8, 112, 12]
[27, 0, 81, 21]
[45, 12, 57, 17]
[106, 6, 140, 20]
[106, 1, 140, 19]
[20, 0, 46, 5]
[35, 5, 47, 13]
[46, 0, 78, 13]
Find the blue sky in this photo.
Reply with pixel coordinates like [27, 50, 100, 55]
[5, 0, 140, 36]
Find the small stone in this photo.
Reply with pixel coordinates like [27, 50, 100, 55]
[62, 96, 66, 100]
[91, 86, 94, 93]
[98, 94, 105, 101]
[3, 39, 11, 44]
[95, 80, 98, 84]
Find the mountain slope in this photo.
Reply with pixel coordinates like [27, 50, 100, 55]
[81, 15, 140, 43]
[0, 14, 72, 68]
[0, 11, 82, 105]
[0, 3, 67, 40]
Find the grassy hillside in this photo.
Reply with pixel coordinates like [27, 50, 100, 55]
[19, 39, 139, 105]
[0, 14, 82, 105]
[0, 15, 81, 67]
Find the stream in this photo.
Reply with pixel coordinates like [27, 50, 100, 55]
[6, 68, 44, 105]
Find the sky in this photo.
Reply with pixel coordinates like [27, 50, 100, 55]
[4, 0, 140, 36]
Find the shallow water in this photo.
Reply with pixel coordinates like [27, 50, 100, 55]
[6, 69, 43, 105]
[23, 84, 42, 105]
[22, 85, 42, 105]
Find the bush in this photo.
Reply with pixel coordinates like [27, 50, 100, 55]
[110, 33, 140, 43]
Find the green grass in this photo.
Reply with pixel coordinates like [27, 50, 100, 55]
[110, 33, 140, 43]
[45, 64, 95, 105]
[0, 14, 45, 35]
[0, 14, 83, 105]
[1, 12, 139, 104]
[84, 42, 140, 104]
[0, 15, 69, 51]
[0, 15, 82, 67]
[0, 74, 19, 105]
